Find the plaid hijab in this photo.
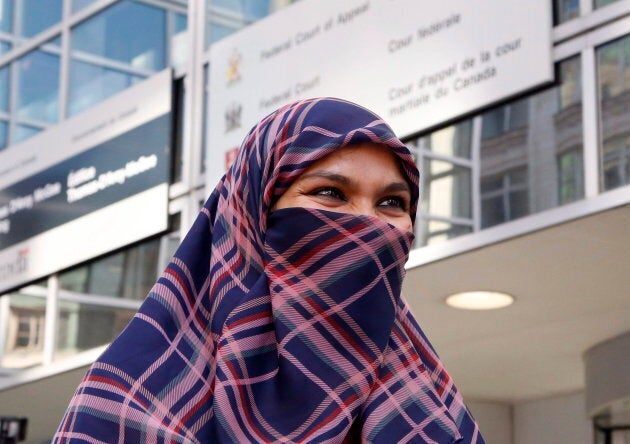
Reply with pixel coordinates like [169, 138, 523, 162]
[55, 98, 484, 443]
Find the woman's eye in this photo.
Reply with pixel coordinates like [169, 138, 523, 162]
[311, 187, 346, 201]
[378, 196, 407, 210]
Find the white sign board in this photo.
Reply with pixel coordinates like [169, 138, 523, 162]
[0, 70, 172, 293]
[208, 0, 553, 186]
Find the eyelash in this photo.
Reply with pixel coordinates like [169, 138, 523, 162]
[309, 187, 408, 211]
[311, 187, 346, 201]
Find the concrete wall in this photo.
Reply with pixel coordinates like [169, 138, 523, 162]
[513, 392, 593, 444]
[468, 400, 513, 444]
[0, 366, 89, 444]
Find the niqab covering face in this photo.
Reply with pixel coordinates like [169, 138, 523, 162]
[54, 98, 484, 443]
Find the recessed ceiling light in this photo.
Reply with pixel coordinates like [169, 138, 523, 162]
[445, 291, 515, 310]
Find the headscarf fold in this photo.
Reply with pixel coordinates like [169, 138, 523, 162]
[54, 98, 484, 443]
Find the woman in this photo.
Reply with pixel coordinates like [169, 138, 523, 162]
[54, 98, 484, 443]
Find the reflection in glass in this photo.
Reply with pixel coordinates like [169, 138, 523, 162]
[423, 121, 472, 159]
[480, 57, 583, 228]
[53, 226, 181, 358]
[206, 20, 240, 46]
[71, 0, 166, 71]
[13, 124, 41, 144]
[212, 0, 272, 19]
[171, 13, 188, 71]
[0, 284, 48, 369]
[17, 50, 60, 123]
[21, 0, 62, 37]
[481, 98, 528, 139]
[598, 34, 630, 191]
[59, 238, 162, 300]
[0, 120, 7, 150]
[558, 149, 584, 204]
[56, 301, 135, 357]
[0, 0, 12, 33]
[72, 0, 97, 13]
[206, 0, 298, 47]
[0, 65, 8, 112]
[481, 168, 529, 228]
[408, 120, 473, 246]
[423, 219, 472, 246]
[68, 60, 143, 116]
[0, 41, 11, 55]
[46, 35, 62, 48]
[554, 0, 579, 25]
[422, 158, 471, 219]
[594, 0, 622, 9]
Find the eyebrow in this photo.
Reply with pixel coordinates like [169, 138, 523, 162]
[298, 170, 410, 193]
[298, 171, 351, 184]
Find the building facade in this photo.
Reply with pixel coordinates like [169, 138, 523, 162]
[0, 0, 629, 442]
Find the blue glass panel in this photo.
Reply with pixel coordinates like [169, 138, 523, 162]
[171, 13, 188, 70]
[213, 0, 271, 19]
[0, 0, 13, 33]
[554, 0, 579, 25]
[46, 35, 62, 47]
[206, 21, 239, 46]
[594, 0, 621, 8]
[0, 41, 10, 55]
[0, 120, 7, 151]
[17, 50, 60, 123]
[598, 34, 630, 191]
[71, 0, 166, 71]
[72, 0, 97, 13]
[13, 124, 42, 144]
[21, 0, 62, 37]
[68, 60, 144, 116]
[0, 65, 8, 112]
[175, 13, 187, 33]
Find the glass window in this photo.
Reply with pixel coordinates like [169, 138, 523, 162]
[480, 57, 583, 224]
[0, 65, 8, 112]
[0, 120, 7, 150]
[594, 0, 622, 8]
[0, 0, 12, 33]
[481, 168, 529, 228]
[46, 35, 62, 48]
[17, 50, 60, 123]
[559, 57, 582, 109]
[598, 34, 630, 191]
[0, 40, 13, 56]
[601, 135, 630, 190]
[422, 121, 472, 159]
[59, 237, 162, 300]
[212, 0, 272, 19]
[68, 60, 144, 117]
[0, 41, 11, 55]
[72, 0, 97, 13]
[0, 283, 48, 369]
[71, 0, 166, 71]
[206, 0, 297, 47]
[481, 99, 529, 140]
[206, 20, 240, 46]
[13, 124, 42, 144]
[422, 158, 471, 219]
[171, 77, 185, 182]
[558, 149, 584, 204]
[55, 301, 136, 357]
[54, 224, 180, 359]
[20, 0, 62, 37]
[171, 13, 188, 71]
[422, 219, 473, 246]
[554, 0, 579, 25]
